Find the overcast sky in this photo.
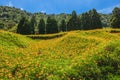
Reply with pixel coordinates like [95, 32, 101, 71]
[0, 0, 120, 14]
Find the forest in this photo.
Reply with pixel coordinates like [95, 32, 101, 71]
[0, 6, 115, 34]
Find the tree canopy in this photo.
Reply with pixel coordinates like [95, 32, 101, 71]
[46, 17, 58, 34]
[38, 18, 46, 34]
[110, 7, 120, 28]
[2, 6, 119, 34]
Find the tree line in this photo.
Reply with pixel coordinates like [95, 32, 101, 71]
[17, 7, 120, 35]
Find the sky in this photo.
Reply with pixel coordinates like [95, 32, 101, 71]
[0, 0, 120, 14]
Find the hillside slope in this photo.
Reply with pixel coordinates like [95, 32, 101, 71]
[0, 29, 120, 79]
[0, 6, 31, 30]
[0, 30, 30, 47]
[0, 6, 110, 31]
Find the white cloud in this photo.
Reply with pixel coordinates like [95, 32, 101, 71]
[20, 8, 24, 10]
[98, 4, 120, 14]
[40, 10, 46, 13]
[7, 1, 13, 7]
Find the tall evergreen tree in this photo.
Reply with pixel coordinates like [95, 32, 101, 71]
[81, 12, 91, 30]
[110, 7, 120, 28]
[46, 17, 58, 34]
[81, 9, 102, 30]
[89, 9, 102, 29]
[17, 17, 31, 35]
[60, 19, 67, 32]
[67, 10, 80, 31]
[30, 15, 36, 34]
[17, 17, 26, 34]
[23, 19, 31, 35]
[38, 18, 46, 34]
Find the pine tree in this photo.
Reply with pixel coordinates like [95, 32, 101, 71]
[17, 17, 31, 35]
[89, 9, 102, 29]
[38, 18, 46, 34]
[81, 12, 91, 30]
[60, 19, 67, 32]
[30, 15, 36, 34]
[23, 19, 31, 35]
[81, 9, 102, 30]
[17, 17, 26, 34]
[67, 10, 80, 31]
[46, 17, 58, 34]
[110, 7, 120, 28]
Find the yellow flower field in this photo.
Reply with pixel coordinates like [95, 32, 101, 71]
[0, 29, 120, 79]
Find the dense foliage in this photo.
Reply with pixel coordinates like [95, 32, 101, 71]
[67, 10, 81, 31]
[17, 17, 31, 35]
[29, 15, 36, 34]
[0, 6, 112, 34]
[0, 6, 120, 34]
[46, 17, 58, 34]
[60, 19, 67, 32]
[17, 9, 103, 34]
[38, 18, 46, 34]
[110, 7, 120, 28]
[0, 6, 31, 30]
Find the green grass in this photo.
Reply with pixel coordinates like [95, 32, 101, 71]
[0, 29, 120, 80]
[0, 30, 30, 47]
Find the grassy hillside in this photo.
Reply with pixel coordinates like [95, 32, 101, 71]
[0, 29, 120, 79]
[0, 6, 31, 30]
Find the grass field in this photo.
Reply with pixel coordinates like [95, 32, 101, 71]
[0, 29, 120, 80]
